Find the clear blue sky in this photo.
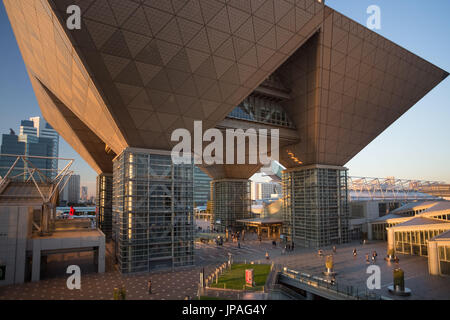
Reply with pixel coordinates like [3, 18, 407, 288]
[0, 0, 449, 193]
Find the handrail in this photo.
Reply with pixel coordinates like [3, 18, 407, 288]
[280, 267, 382, 300]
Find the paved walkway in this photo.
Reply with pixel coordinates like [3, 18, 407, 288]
[273, 241, 450, 300]
[0, 240, 448, 300]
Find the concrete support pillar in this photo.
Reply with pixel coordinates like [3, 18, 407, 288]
[211, 179, 251, 232]
[96, 173, 113, 240]
[427, 241, 440, 276]
[387, 228, 395, 254]
[367, 223, 373, 241]
[282, 165, 349, 248]
[31, 240, 41, 282]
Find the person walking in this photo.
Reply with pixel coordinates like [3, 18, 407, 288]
[353, 248, 357, 257]
[365, 253, 370, 264]
[265, 252, 270, 260]
[147, 280, 152, 294]
[332, 246, 337, 253]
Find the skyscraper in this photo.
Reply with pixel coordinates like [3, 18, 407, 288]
[60, 174, 80, 204]
[0, 120, 55, 180]
[81, 186, 88, 202]
[194, 166, 211, 207]
[28, 117, 59, 178]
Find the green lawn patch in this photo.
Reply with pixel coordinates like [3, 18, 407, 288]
[210, 263, 271, 291]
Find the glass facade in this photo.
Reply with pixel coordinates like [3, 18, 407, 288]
[112, 149, 194, 273]
[282, 167, 349, 247]
[371, 222, 399, 241]
[394, 229, 449, 257]
[0, 133, 54, 181]
[193, 166, 211, 206]
[211, 179, 251, 232]
[227, 95, 295, 128]
[97, 173, 113, 239]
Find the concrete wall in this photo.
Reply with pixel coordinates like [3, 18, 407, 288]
[0, 206, 33, 286]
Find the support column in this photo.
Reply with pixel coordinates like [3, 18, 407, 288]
[367, 223, 373, 241]
[210, 179, 251, 233]
[112, 148, 194, 274]
[387, 228, 395, 254]
[282, 165, 349, 248]
[96, 173, 113, 240]
[427, 241, 440, 276]
[31, 240, 41, 282]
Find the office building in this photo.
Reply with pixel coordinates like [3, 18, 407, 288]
[194, 166, 211, 207]
[60, 174, 80, 204]
[81, 186, 88, 202]
[252, 182, 282, 200]
[0, 127, 54, 180]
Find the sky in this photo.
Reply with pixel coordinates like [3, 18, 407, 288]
[0, 0, 449, 194]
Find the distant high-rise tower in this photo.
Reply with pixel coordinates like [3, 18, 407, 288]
[60, 174, 81, 204]
[194, 166, 211, 206]
[81, 186, 88, 201]
[28, 117, 59, 178]
[0, 118, 58, 180]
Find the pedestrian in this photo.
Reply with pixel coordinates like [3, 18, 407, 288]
[265, 252, 270, 260]
[366, 253, 370, 264]
[147, 280, 152, 294]
[332, 246, 336, 253]
[292, 242, 295, 251]
[353, 248, 357, 257]
[237, 241, 241, 249]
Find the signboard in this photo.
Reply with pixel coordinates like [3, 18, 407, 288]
[0, 265, 5, 281]
[245, 269, 254, 287]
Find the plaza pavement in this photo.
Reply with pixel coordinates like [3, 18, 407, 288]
[0, 239, 448, 300]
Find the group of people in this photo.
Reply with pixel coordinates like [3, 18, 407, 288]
[365, 251, 378, 263]
[281, 242, 295, 255]
[317, 246, 337, 257]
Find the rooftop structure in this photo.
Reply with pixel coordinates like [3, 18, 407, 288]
[348, 177, 444, 201]
[0, 155, 105, 286]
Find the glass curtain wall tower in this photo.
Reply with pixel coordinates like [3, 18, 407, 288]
[112, 148, 194, 273]
[97, 173, 113, 239]
[282, 165, 349, 247]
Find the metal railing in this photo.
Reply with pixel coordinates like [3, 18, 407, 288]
[280, 267, 383, 300]
[0, 154, 74, 203]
